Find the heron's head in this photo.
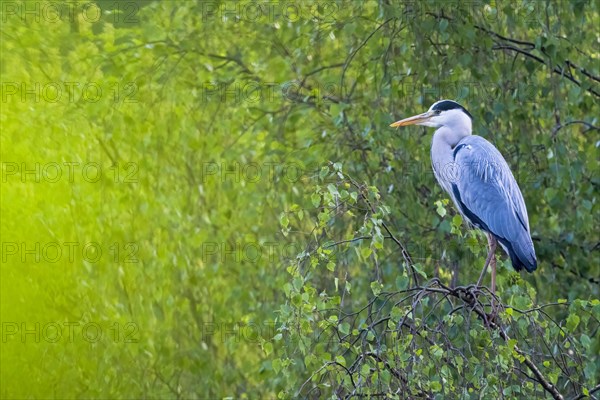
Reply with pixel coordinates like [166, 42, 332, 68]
[390, 100, 472, 132]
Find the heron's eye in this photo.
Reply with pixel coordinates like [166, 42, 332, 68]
[434, 110, 442, 115]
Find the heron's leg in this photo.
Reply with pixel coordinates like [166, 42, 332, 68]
[489, 235, 498, 294]
[476, 233, 497, 287]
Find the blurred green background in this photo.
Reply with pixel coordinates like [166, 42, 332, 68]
[1, 0, 598, 398]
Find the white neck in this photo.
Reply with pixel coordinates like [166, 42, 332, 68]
[430, 125, 472, 194]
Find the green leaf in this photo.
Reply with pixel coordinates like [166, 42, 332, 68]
[370, 281, 383, 296]
[435, 200, 447, 217]
[360, 364, 370, 376]
[338, 322, 350, 335]
[361, 247, 372, 259]
[272, 359, 282, 373]
[372, 232, 384, 249]
[319, 166, 329, 180]
[327, 183, 338, 196]
[566, 314, 580, 332]
[311, 193, 321, 208]
[395, 274, 409, 290]
[279, 214, 289, 228]
[452, 214, 463, 228]
[335, 355, 346, 366]
[580, 334, 591, 349]
[430, 344, 444, 359]
[439, 18, 448, 32]
[263, 342, 273, 356]
[412, 264, 428, 279]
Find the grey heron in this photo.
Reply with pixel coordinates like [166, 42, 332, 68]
[390, 100, 537, 293]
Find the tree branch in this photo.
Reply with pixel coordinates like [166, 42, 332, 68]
[471, 25, 600, 98]
[570, 383, 600, 400]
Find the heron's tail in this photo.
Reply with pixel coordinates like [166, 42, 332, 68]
[506, 235, 537, 272]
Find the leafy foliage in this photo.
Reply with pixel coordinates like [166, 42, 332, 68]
[276, 170, 599, 398]
[1, 0, 598, 399]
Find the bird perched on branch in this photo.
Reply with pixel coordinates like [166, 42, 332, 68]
[390, 100, 537, 293]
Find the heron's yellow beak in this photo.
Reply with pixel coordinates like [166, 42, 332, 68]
[389, 111, 435, 127]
